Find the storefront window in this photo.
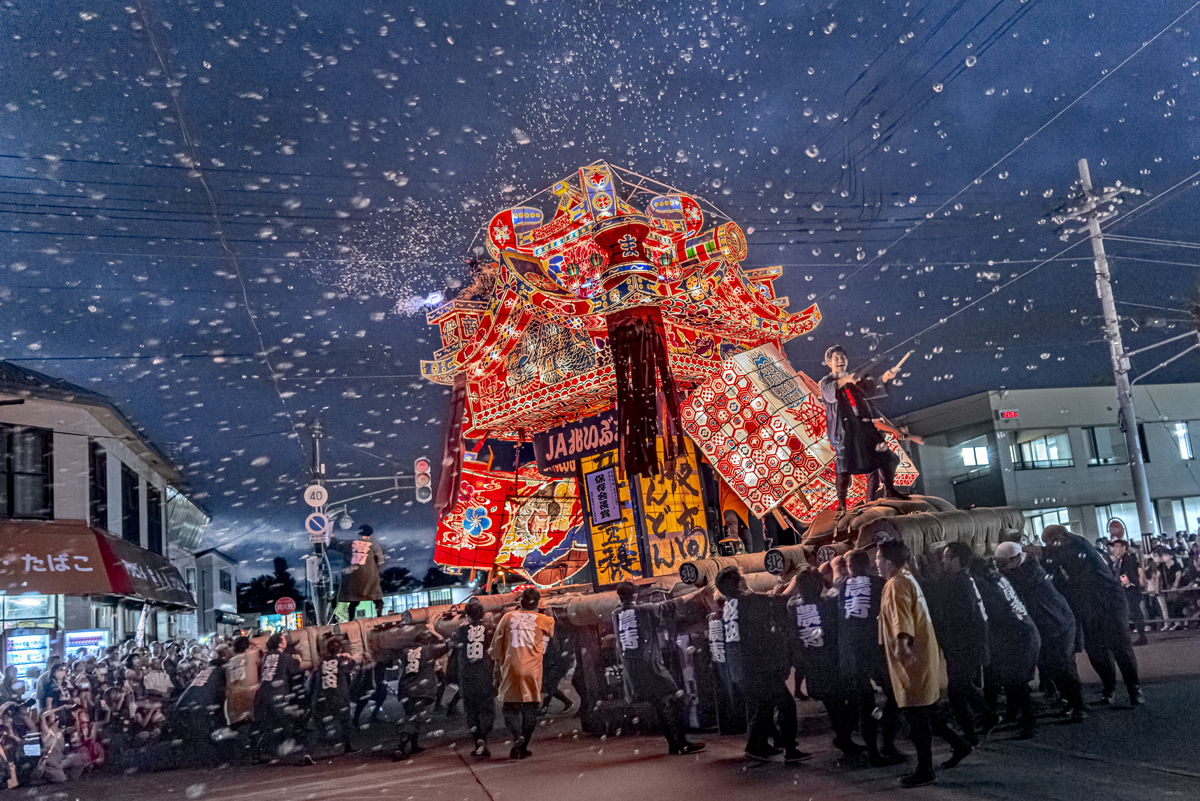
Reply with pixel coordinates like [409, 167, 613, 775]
[1185, 497, 1200, 535]
[0, 594, 56, 625]
[1085, 427, 1127, 466]
[93, 604, 115, 632]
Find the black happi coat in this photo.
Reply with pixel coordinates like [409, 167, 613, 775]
[1046, 532, 1126, 616]
[819, 374, 897, 476]
[928, 571, 990, 672]
[452, 622, 495, 703]
[836, 574, 888, 689]
[614, 600, 681, 702]
[787, 595, 840, 700]
[254, 649, 300, 717]
[975, 572, 1041, 685]
[723, 592, 792, 687]
[398, 643, 451, 702]
[1005, 557, 1077, 648]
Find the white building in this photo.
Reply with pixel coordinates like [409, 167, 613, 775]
[897, 382, 1200, 542]
[0, 361, 207, 661]
[193, 548, 244, 638]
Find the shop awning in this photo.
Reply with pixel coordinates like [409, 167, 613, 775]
[0, 520, 195, 608]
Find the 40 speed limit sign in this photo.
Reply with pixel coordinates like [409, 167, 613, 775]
[303, 484, 329, 508]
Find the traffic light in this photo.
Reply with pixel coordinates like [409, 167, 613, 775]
[414, 457, 433, 504]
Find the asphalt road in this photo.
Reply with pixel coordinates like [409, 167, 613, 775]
[23, 632, 1200, 801]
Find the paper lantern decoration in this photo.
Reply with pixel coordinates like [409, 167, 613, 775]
[421, 161, 821, 441]
[493, 465, 589, 587]
[434, 460, 589, 587]
[433, 459, 512, 571]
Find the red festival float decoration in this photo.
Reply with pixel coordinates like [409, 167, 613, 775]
[424, 161, 915, 582]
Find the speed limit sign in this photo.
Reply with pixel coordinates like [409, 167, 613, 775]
[303, 484, 328, 508]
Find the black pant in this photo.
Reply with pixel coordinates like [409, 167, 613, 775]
[354, 662, 389, 724]
[745, 676, 796, 752]
[1079, 600, 1140, 696]
[903, 704, 969, 775]
[836, 460, 896, 508]
[253, 701, 294, 762]
[398, 696, 434, 743]
[502, 702, 538, 748]
[850, 682, 900, 757]
[653, 693, 689, 750]
[946, 663, 990, 742]
[312, 700, 354, 753]
[463, 693, 495, 741]
[1004, 682, 1034, 732]
[1040, 635, 1085, 712]
[1125, 588, 1146, 633]
[824, 695, 857, 746]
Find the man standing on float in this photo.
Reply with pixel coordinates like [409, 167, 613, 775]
[819, 345, 904, 515]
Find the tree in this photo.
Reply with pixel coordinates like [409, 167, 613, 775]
[380, 566, 419, 595]
[237, 557, 304, 614]
[422, 566, 459, 588]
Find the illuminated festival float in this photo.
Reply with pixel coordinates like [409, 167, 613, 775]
[422, 160, 919, 589]
[243, 162, 1021, 741]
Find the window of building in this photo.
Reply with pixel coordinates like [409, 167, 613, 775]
[1009, 429, 1073, 469]
[1095, 503, 1141, 541]
[961, 445, 989, 467]
[952, 435, 993, 487]
[146, 484, 163, 555]
[1171, 422, 1194, 460]
[1085, 426, 1127, 466]
[93, 604, 115, 631]
[0, 424, 53, 519]
[89, 440, 108, 529]
[219, 569, 232, 593]
[185, 567, 196, 592]
[1171, 497, 1200, 536]
[123, 605, 140, 636]
[120, 464, 140, 544]
[1023, 507, 1072, 539]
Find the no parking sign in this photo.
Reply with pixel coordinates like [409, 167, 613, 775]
[305, 512, 331, 545]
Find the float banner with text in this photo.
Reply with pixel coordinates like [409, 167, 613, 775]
[533, 410, 618, 472]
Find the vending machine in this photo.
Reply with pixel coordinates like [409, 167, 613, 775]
[63, 629, 110, 659]
[4, 628, 51, 672]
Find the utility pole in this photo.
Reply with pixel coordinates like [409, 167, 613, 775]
[1066, 159, 1157, 541]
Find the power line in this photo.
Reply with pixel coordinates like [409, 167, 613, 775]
[814, 0, 1200, 317]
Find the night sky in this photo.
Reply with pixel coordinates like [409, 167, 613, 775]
[1, 0, 1197, 582]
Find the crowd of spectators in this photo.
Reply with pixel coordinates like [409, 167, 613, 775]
[0, 639, 219, 786]
[0, 588, 576, 787]
[0, 524, 1191, 790]
[1095, 528, 1200, 637]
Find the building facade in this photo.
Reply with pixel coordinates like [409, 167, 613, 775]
[0, 362, 207, 663]
[193, 549, 243, 638]
[897, 383, 1200, 542]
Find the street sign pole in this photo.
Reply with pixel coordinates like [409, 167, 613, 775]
[309, 419, 332, 626]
